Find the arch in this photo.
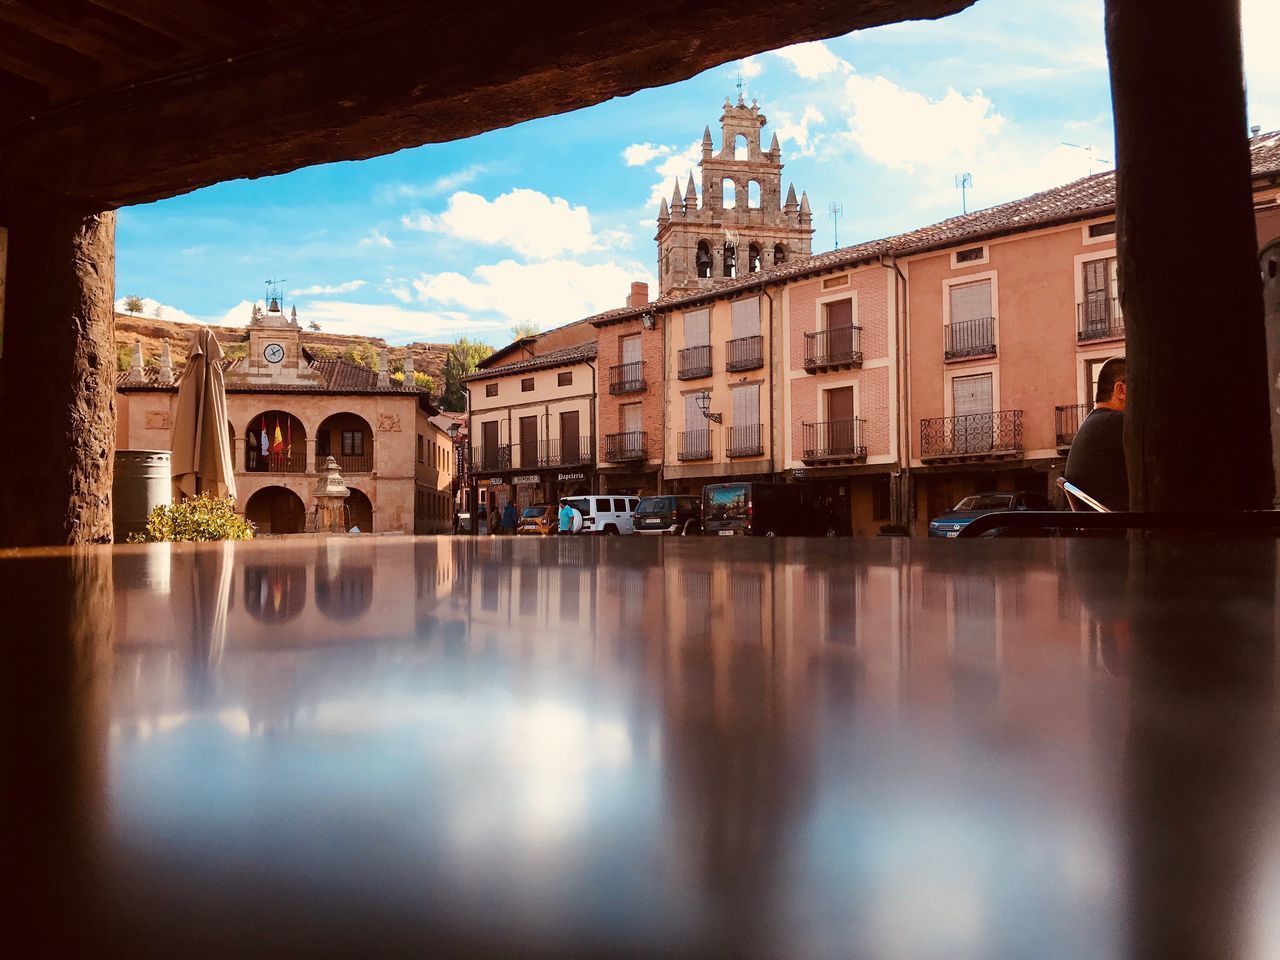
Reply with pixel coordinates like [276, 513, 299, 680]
[245, 485, 306, 534]
[747, 179, 761, 208]
[316, 412, 374, 473]
[346, 487, 374, 533]
[748, 243, 762, 273]
[773, 243, 787, 265]
[696, 240, 712, 279]
[315, 555, 374, 620]
[243, 563, 307, 623]
[723, 242, 737, 279]
[721, 178, 736, 209]
[734, 133, 748, 160]
[244, 410, 307, 473]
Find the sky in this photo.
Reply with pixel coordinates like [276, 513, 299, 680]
[115, 0, 1280, 347]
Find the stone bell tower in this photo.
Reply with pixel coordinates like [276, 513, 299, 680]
[241, 282, 324, 386]
[655, 93, 813, 296]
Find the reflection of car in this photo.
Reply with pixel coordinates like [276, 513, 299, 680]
[702, 482, 838, 537]
[517, 504, 556, 535]
[633, 496, 702, 535]
[928, 491, 1054, 538]
[559, 496, 640, 535]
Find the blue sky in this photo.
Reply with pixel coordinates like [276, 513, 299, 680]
[115, 0, 1279, 346]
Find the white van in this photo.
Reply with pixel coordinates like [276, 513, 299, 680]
[559, 495, 640, 535]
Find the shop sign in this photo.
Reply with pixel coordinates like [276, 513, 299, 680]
[512, 474, 539, 485]
[557, 472, 586, 482]
[792, 469, 807, 479]
[483, 477, 505, 485]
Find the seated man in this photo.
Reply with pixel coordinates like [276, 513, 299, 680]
[1064, 357, 1128, 510]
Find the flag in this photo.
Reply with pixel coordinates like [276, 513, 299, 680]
[259, 417, 269, 457]
[272, 419, 284, 454]
[286, 417, 292, 457]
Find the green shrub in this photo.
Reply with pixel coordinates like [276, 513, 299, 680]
[129, 495, 256, 542]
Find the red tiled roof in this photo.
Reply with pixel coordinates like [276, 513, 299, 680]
[117, 352, 425, 396]
[461, 341, 598, 382]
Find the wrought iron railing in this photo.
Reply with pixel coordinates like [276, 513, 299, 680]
[1055, 403, 1092, 446]
[1076, 298, 1124, 342]
[726, 335, 764, 372]
[471, 444, 511, 472]
[678, 429, 712, 461]
[604, 431, 647, 461]
[802, 419, 867, 461]
[514, 441, 540, 470]
[725, 423, 763, 457]
[245, 449, 307, 474]
[609, 361, 646, 394]
[538, 435, 595, 467]
[803, 326, 863, 370]
[944, 317, 996, 360]
[920, 410, 1023, 458]
[330, 451, 373, 473]
[678, 344, 712, 380]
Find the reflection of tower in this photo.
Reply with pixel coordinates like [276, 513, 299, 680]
[656, 94, 813, 295]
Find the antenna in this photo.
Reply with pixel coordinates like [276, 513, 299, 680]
[954, 173, 973, 214]
[1062, 143, 1113, 176]
[829, 201, 844, 248]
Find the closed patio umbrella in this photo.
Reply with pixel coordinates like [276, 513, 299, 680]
[171, 328, 236, 500]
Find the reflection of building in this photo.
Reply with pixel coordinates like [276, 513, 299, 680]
[116, 299, 454, 534]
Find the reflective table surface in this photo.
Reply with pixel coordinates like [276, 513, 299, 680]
[3, 535, 1278, 958]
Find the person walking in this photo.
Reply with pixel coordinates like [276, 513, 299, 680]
[487, 503, 501, 536]
[1064, 357, 1128, 510]
[558, 501, 576, 535]
[502, 500, 518, 536]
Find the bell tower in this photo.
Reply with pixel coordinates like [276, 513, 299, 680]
[241, 280, 323, 386]
[655, 94, 813, 296]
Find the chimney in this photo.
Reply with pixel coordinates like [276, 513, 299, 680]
[627, 282, 649, 309]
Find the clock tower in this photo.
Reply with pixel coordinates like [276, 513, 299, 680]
[242, 289, 325, 386]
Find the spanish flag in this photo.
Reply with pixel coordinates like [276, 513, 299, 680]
[271, 420, 284, 454]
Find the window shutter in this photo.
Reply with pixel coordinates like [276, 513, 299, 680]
[683, 309, 710, 347]
[949, 280, 992, 323]
[684, 393, 702, 431]
[621, 334, 642, 365]
[623, 403, 642, 433]
[732, 383, 760, 426]
[825, 299, 853, 329]
[730, 297, 760, 339]
[952, 374, 993, 416]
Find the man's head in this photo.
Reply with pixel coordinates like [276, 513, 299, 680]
[1096, 357, 1126, 411]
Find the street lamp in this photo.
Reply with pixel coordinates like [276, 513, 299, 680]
[695, 389, 722, 424]
[447, 419, 477, 536]
[640, 310, 656, 331]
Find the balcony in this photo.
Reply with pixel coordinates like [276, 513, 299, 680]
[1055, 403, 1092, 447]
[678, 429, 712, 461]
[330, 452, 373, 473]
[944, 317, 996, 361]
[920, 410, 1023, 460]
[801, 419, 867, 464]
[803, 327, 863, 372]
[725, 423, 763, 457]
[245, 450, 307, 474]
[609, 360, 646, 395]
[471, 445, 511, 473]
[1077, 298, 1124, 342]
[538, 435, 595, 468]
[726, 335, 764, 372]
[678, 344, 712, 380]
[604, 431, 647, 462]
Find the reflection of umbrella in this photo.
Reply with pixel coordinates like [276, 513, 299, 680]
[171, 328, 235, 500]
[183, 541, 236, 707]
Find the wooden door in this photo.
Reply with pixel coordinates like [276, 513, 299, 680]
[519, 416, 537, 470]
[826, 386, 855, 453]
[560, 410, 580, 464]
[481, 420, 500, 470]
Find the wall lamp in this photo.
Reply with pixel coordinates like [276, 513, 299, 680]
[640, 310, 656, 331]
[695, 390, 722, 424]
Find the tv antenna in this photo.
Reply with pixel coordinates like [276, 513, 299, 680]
[954, 173, 973, 214]
[829, 201, 844, 248]
[1062, 143, 1113, 176]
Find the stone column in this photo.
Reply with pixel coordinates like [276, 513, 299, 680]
[0, 192, 117, 545]
[1105, 0, 1272, 510]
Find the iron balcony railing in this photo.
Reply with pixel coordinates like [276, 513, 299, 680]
[920, 410, 1023, 459]
[803, 326, 863, 370]
[608, 360, 646, 394]
[538, 435, 595, 468]
[515, 441, 540, 470]
[678, 429, 712, 461]
[327, 451, 373, 473]
[802, 419, 867, 462]
[1055, 403, 1093, 447]
[471, 444, 511, 473]
[725, 423, 764, 457]
[604, 431, 647, 461]
[944, 317, 996, 360]
[1077, 297, 1124, 342]
[245, 450, 307, 474]
[678, 344, 712, 380]
[726, 335, 764, 372]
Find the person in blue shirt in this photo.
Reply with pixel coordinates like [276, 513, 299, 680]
[558, 502, 576, 535]
[502, 501, 518, 534]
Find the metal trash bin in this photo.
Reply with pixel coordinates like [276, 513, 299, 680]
[113, 450, 172, 541]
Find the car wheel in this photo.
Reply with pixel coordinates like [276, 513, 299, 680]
[603, 524, 619, 536]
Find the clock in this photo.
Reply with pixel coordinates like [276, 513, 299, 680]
[264, 343, 285, 364]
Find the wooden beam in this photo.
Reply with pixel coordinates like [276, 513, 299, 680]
[0, 1, 165, 63]
[87, 0, 257, 49]
[0, 0, 975, 207]
[0, 21, 101, 97]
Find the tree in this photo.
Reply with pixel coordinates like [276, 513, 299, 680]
[391, 371, 436, 392]
[153, 303, 164, 319]
[122, 295, 144, 315]
[342, 343, 378, 369]
[441, 337, 494, 412]
[308, 320, 321, 332]
[510, 319, 539, 340]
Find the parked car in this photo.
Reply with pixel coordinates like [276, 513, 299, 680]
[559, 495, 641, 535]
[701, 482, 839, 537]
[633, 495, 702, 535]
[928, 490, 1054, 538]
[516, 504, 557, 535]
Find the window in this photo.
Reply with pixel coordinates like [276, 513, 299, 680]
[683, 309, 710, 347]
[622, 402, 642, 434]
[731, 297, 760, 339]
[723, 242, 736, 278]
[521, 377, 534, 392]
[1088, 220, 1116, 238]
[748, 243, 762, 273]
[696, 241, 712, 279]
[747, 180, 761, 209]
[732, 383, 760, 426]
[341, 430, 365, 456]
[558, 371, 572, 386]
[955, 246, 985, 263]
[773, 243, 786, 265]
[872, 475, 891, 522]
[722, 178, 736, 209]
[417, 434, 424, 462]
[684, 392, 702, 432]
[485, 383, 498, 397]
[950, 279, 993, 323]
[734, 134, 748, 160]
[953, 374, 993, 417]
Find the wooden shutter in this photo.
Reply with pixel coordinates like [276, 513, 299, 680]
[684, 393, 702, 432]
[826, 386, 854, 422]
[949, 280, 992, 323]
[732, 383, 760, 426]
[730, 297, 760, 339]
[825, 299, 853, 329]
[952, 374, 993, 416]
[683, 308, 710, 346]
[622, 403, 642, 433]
[621, 334, 642, 365]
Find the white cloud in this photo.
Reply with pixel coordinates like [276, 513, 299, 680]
[622, 143, 672, 166]
[390, 285, 413, 303]
[289, 279, 367, 296]
[378, 163, 490, 202]
[593, 227, 635, 251]
[359, 228, 393, 248]
[413, 258, 655, 329]
[114, 296, 204, 325]
[771, 40, 847, 80]
[180, 245, 207, 257]
[298, 300, 504, 345]
[740, 56, 763, 80]
[774, 105, 826, 157]
[1244, 0, 1280, 129]
[402, 189, 596, 259]
[211, 300, 261, 327]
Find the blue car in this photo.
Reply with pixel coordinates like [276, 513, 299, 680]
[928, 491, 1054, 538]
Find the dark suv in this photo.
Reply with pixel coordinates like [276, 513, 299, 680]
[633, 495, 702, 535]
